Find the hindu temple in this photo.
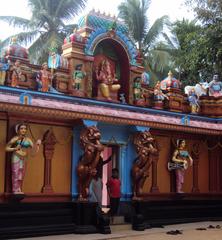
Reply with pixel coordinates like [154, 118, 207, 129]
[0, 10, 222, 238]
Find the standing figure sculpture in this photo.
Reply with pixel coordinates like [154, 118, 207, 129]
[132, 131, 158, 199]
[5, 123, 41, 194]
[95, 59, 120, 101]
[36, 62, 52, 92]
[133, 77, 143, 101]
[11, 59, 22, 87]
[0, 56, 10, 85]
[36, 62, 60, 93]
[77, 126, 104, 200]
[169, 139, 193, 193]
[72, 64, 86, 90]
[188, 88, 199, 114]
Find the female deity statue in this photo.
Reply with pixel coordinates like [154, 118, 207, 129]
[11, 59, 22, 87]
[5, 123, 41, 194]
[95, 59, 120, 101]
[169, 139, 193, 193]
[132, 131, 158, 199]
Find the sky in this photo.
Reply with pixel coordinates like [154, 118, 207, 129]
[0, 0, 194, 41]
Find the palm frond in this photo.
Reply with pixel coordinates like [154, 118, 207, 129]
[13, 30, 40, 46]
[0, 16, 31, 30]
[143, 15, 169, 51]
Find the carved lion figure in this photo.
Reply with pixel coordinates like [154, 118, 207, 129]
[77, 126, 104, 200]
[132, 131, 158, 199]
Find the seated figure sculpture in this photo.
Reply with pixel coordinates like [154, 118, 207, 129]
[209, 74, 222, 97]
[154, 81, 168, 102]
[10, 60, 23, 87]
[95, 59, 120, 101]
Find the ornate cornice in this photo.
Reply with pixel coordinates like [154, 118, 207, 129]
[0, 101, 220, 135]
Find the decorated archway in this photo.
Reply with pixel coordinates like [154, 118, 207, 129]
[91, 38, 130, 101]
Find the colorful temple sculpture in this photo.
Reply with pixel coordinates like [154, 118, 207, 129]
[1, 10, 222, 238]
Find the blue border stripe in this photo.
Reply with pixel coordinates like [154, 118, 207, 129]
[0, 85, 221, 123]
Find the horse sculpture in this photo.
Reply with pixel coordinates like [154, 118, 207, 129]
[184, 82, 209, 98]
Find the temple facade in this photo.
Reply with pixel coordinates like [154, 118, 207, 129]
[0, 10, 222, 238]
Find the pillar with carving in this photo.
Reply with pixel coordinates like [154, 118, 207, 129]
[191, 142, 200, 193]
[42, 129, 57, 193]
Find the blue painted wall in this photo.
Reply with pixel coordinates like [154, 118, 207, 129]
[71, 121, 148, 201]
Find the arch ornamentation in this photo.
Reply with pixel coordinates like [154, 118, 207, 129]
[84, 28, 138, 66]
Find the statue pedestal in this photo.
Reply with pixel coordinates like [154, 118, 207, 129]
[200, 96, 222, 117]
[8, 193, 25, 202]
[153, 101, 164, 109]
[165, 88, 184, 112]
[96, 90, 119, 103]
[134, 99, 146, 106]
[70, 89, 87, 97]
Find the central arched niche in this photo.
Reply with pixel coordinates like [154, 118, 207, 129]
[92, 38, 130, 102]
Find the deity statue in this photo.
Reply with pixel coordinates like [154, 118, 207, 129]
[5, 123, 41, 194]
[77, 126, 104, 200]
[0, 56, 10, 85]
[72, 64, 86, 90]
[168, 139, 193, 193]
[10, 59, 23, 87]
[208, 74, 222, 97]
[141, 71, 150, 86]
[153, 81, 169, 102]
[36, 62, 60, 94]
[133, 77, 143, 101]
[95, 59, 120, 101]
[119, 93, 126, 104]
[188, 88, 199, 114]
[132, 131, 158, 199]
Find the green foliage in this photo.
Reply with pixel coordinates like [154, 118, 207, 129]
[170, 19, 210, 86]
[185, 0, 222, 76]
[0, 0, 87, 63]
[118, 0, 170, 84]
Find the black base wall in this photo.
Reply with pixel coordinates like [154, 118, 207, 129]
[0, 201, 110, 239]
[132, 198, 222, 229]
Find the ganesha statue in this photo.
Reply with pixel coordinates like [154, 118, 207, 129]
[95, 59, 120, 101]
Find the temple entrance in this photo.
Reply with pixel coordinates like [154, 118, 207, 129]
[92, 39, 130, 103]
[102, 144, 120, 207]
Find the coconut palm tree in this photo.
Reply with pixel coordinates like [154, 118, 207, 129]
[118, 0, 171, 82]
[0, 0, 87, 63]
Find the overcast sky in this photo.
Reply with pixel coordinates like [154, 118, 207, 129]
[0, 0, 194, 41]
